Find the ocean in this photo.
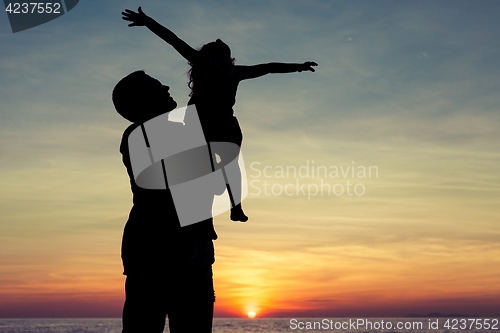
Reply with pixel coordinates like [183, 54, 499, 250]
[0, 317, 497, 332]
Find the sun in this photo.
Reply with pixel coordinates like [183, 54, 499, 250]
[247, 311, 256, 319]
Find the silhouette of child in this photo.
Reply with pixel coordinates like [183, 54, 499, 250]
[122, 7, 318, 222]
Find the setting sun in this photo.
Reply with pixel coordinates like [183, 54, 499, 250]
[247, 311, 256, 319]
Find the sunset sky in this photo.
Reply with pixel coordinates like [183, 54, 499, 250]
[1, 0, 499, 318]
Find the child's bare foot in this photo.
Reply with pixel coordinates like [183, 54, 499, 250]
[230, 204, 248, 222]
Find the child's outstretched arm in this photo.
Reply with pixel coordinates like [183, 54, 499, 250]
[122, 7, 198, 63]
[237, 62, 318, 81]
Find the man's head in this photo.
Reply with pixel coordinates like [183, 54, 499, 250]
[112, 71, 177, 123]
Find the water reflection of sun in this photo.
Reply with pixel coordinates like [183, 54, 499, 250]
[248, 311, 256, 319]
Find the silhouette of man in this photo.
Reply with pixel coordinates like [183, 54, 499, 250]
[112, 71, 217, 333]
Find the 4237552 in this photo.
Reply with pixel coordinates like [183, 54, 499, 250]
[5, 2, 61, 14]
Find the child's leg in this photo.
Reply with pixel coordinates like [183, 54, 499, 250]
[221, 148, 248, 222]
[227, 117, 247, 221]
[209, 141, 247, 222]
[222, 158, 247, 222]
[207, 117, 247, 221]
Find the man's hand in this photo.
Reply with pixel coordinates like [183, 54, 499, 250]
[302, 61, 318, 72]
[122, 7, 149, 27]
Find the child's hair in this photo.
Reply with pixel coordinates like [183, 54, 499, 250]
[112, 70, 147, 122]
[187, 42, 236, 97]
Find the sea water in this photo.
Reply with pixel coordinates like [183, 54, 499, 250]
[0, 317, 496, 332]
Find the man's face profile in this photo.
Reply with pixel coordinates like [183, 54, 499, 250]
[140, 74, 177, 121]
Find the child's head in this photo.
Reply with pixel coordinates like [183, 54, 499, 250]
[113, 70, 177, 123]
[201, 39, 232, 64]
[187, 39, 235, 96]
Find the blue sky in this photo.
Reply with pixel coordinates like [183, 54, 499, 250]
[2, 1, 500, 151]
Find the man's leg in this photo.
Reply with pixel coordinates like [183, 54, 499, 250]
[122, 274, 168, 333]
[167, 266, 215, 333]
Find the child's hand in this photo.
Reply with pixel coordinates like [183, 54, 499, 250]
[122, 7, 149, 27]
[302, 61, 318, 72]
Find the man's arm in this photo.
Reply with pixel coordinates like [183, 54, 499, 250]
[122, 7, 198, 63]
[237, 62, 318, 81]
